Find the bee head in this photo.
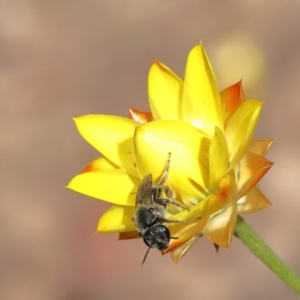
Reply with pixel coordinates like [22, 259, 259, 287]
[143, 224, 170, 251]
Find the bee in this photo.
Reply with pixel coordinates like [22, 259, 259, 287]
[132, 153, 189, 265]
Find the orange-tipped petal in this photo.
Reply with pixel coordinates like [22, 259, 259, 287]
[226, 100, 263, 168]
[66, 169, 139, 206]
[209, 126, 229, 191]
[119, 231, 140, 240]
[237, 187, 271, 214]
[164, 218, 208, 254]
[202, 202, 238, 247]
[201, 169, 236, 216]
[234, 151, 273, 201]
[134, 120, 210, 204]
[81, 157, 118, 173]
[220, 81, 244, 128]
[170, 235, 201, 263]
[73, 115, 138, 177]
[247, 139, 274, 156]
[129, 108, 153, 124]
[97, 205, 136, 233]
[148, 60, 183, 120]
[182, 43, 223, 135]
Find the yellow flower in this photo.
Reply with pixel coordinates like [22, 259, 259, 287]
[67, 43, 273, 262]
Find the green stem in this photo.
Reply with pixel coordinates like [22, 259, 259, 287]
[235, 216, 300, 295]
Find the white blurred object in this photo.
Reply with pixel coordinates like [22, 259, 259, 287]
[211, 33, 266, 96]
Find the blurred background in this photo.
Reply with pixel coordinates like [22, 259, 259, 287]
[1, 1, 300, 299]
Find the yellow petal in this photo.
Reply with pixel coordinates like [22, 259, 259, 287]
[66, 169, 139, 206]
[97, 205, 136, 233]
[166, 169, 234, 223]
[74, 115, 138, 177]
[182, 43, 223, 135]
[237, 187, 271, 214]
[81, 157, 117, 173]
[220, 81, 244, 128]
[234, 151, 273, 201]
[202, 202, 238, 247]
[134, 120, 210, 204]
[247, 139, 274, 157]
[226, 100, 263, 168]
[209, 126, 229, 191]
[148, 60, 183, 120]
[170, 235, 201, 263]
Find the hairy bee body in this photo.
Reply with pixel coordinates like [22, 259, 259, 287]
[132, 154, 189, 264]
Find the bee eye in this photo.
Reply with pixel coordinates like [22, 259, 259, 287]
[149, 207, 155, 213]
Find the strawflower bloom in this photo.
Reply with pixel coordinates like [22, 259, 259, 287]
[67, 43, 274, 263]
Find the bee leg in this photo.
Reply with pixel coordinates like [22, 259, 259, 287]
[156, 153, 172, 190]
[157, 185, 190, 210]
[156, 216, 181, 224]
[155, 196, 190, 211]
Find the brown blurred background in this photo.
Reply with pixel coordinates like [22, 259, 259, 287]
[1, 1, 300, 300]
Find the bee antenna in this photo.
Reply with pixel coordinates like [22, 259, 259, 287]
[141, 247, 151, 266]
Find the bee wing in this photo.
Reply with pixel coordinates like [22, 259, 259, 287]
[136, 174, 153, 206]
